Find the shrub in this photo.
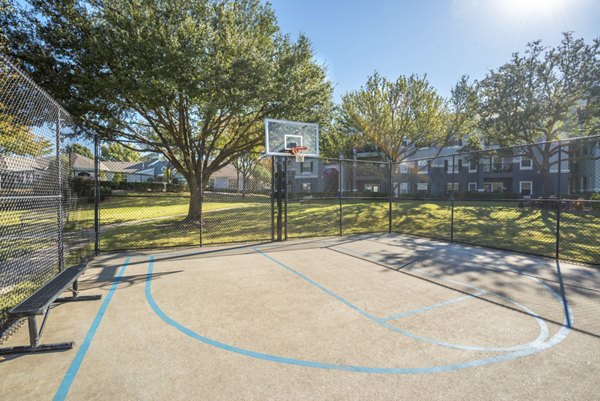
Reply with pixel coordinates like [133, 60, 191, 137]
[591, 192, 600, 211]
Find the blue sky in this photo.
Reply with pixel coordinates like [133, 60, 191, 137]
[267, 0, 600, 101]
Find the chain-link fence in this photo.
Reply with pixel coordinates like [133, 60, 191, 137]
[94, 137, 600, 266]
[97, 150, 274, 251]
[1, 51, 599, 337]
[0, 55, 96, 334]
[389, 139, 600, 265]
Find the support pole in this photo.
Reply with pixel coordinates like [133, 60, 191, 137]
[556, 140, 562, 260]
[450, 154, 456, 243]
[339, 157, 343, 236]
[271, 156, 275, 242]
[276, 157, 284, 241]
[199, 147, 204, 247]
[94, 132, 100, 255]
[388, 161, 393, 234]
[56, 110, 64, 271]
[284, 157, 288, 241]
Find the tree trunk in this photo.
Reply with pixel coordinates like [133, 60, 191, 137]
[539, 155, 556, 197]
[185, 171, 210, 223]
[186, 179, 202, 222]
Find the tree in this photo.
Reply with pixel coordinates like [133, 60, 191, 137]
[319, 107, 357, 158]
[0, 109, 52, 156]
[340, 72, 448, 162]
[232, 152, 267, 196]
[100, 142, 142, 162]
[0, 58, 53, 157]
[3, 0, 333, 220]
[476, 33, 600, 196]
[66, 143, 93, 159]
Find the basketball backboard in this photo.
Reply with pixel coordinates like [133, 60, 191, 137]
[265, 119, 319, 157]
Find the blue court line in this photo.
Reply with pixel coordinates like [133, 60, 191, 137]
[53, 258, 131, 401]
[252, 247, 377, 320]
[255, 246, 552, 352]
[144, 252, 573, 374]
[379, 290, 487, 322]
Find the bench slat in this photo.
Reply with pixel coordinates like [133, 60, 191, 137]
[9, 266, 85, 317]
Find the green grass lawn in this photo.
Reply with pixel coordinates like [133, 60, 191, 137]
[96, 195, 599, 265]
[2, 193, 597, 265]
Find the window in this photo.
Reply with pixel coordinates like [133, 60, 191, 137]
[399, 163, 409, 174]
[484, 182, 504, 193]
[482, 158, 491, 173]
[364, 184, 380, 193]
[468, 182, 477, 192]
[228, 178, 238, 189]
[302, 182, 312, 192]
[447, 183, 459, 193]
[208, 178, 215, 188]
[399, 182, 408, 194]
[417, 182, 428, 193]
[417, 160, 428, 174]
[580, 176, 588, 192]
[300, 162, 313, 174]
[446, 159, 459, 174]
[520, 156, 533, 170]
[520, 181, 532, 196]
[468, 160, 477, 173]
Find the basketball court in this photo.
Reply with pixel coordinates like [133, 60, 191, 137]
[1, 234, 599, 400]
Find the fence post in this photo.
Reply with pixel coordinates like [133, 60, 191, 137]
[284, 157, 288, 241]
[450, 154, 456, 243]
[276, 157, 284, 241]
[199, 147, 204, 247]
[388, 160, 393, 234]
[556, 140, 562, 260]
[339, 157, 343, 236]
[271, 156, 275, 242]
[94, 132, 100, 255]
[56, 110, 64, 271]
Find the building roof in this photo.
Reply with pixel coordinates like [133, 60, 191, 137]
[0, 155, 52, 171]
[211, 164, 239, 179]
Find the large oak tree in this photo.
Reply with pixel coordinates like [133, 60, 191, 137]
[2, 0, 333, 219]
[476, 33, 599, 196]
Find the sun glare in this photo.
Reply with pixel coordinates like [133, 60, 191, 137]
[498, 0, 566, 17]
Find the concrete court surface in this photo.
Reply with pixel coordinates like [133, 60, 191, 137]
[0, 234, 599, 401]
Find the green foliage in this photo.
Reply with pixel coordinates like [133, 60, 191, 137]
[66, 143, 93, 158]
[0, 102, 53, 156]
[476, 33, 599, 146]
[474, 33, 599, 195]
[3, 0, 333, 219]
[591, 193, 600, 211]
[341, 72, 449, 162]
[101, 142, 141, 162]
[112, 172, 124, 182]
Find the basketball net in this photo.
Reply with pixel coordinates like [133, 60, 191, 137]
[290, 146, 308, 162]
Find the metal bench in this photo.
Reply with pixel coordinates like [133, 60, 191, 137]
[0, 265, 101, 355]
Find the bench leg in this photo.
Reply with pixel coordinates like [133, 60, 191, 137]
[55, 280, 102, 303]
[0, 316, 74, 355]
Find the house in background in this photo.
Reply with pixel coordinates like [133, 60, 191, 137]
[349, 139, 600, 198]
[0, 155, 52, 190]
[207, 164, 243, 191]
[70, 154, 185, 183]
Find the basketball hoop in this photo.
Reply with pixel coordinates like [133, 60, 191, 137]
[290, 146, 309, 162]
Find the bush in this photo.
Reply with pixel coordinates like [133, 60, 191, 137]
[71, 177, 112, 201]
[591, 193, 600, 211]
[454, 192, 519, 201]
